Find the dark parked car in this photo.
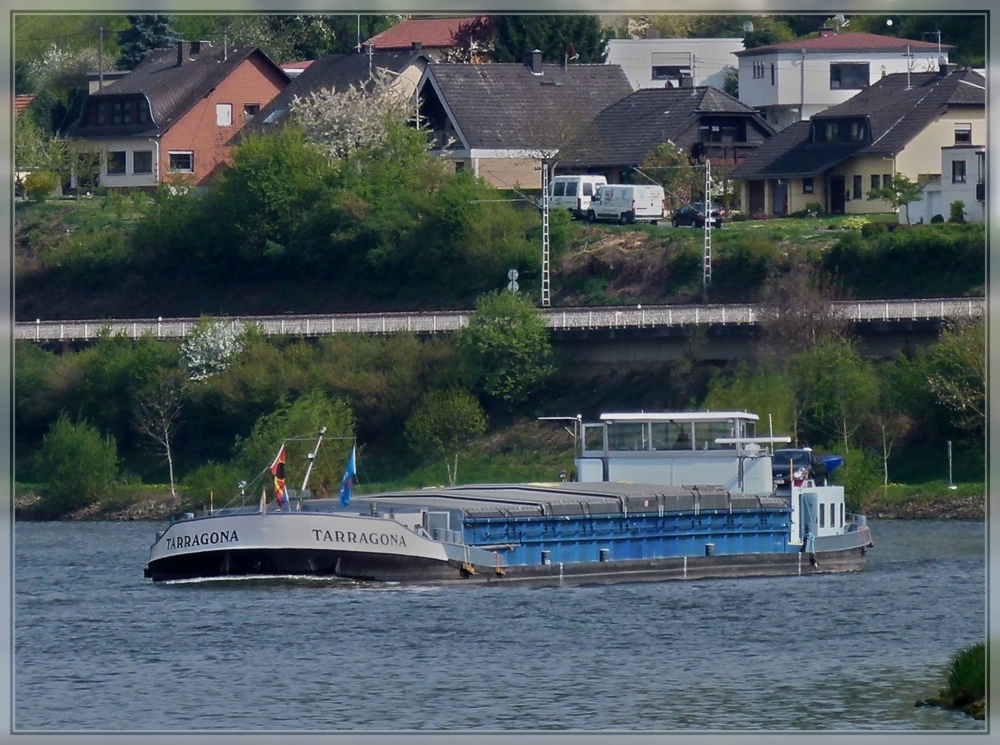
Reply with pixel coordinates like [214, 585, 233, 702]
[670, 202, 724, 228]
[772, 448, 829, 487]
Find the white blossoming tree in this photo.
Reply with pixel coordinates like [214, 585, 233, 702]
[290, 68, 417, 163]
[180, 318, 249, 381]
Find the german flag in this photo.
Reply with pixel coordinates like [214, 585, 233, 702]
[271, 445, 287, 510]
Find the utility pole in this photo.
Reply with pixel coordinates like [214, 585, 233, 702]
[541, 161, 551, 308]
[702, 159, 712, 298]
[98, 26, 104, 90]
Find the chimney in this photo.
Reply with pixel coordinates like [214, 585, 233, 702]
[938, 59, 950, 76]
[411, 41, 422, 50]
[177, 40, 185, 66]
[191, 40, 206, 56]
[819, 28, 835, 38]
[526, 49, 543, 75]
[680, 73, 694, 88]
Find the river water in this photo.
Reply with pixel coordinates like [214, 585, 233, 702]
[12, 518, 985, 733]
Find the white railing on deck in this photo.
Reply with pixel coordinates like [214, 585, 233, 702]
[14, 298, 983, 342]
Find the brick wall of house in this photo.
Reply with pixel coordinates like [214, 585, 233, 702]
[161, 53, 288, 186]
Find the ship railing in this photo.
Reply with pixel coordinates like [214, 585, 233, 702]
[844, 513, 868, 529]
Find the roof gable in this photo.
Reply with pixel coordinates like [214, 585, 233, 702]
[730, 69, 984, 179]
[423, 62, 632, 151]
[70, 43, 288, 137]
[559, 86, 771, 168]
[735, 31, 951, 57]
[235, 48, 431, 142]
[369, 16, 482, 50]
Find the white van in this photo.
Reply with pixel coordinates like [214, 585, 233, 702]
[587, 184, 665, 225]
[546, 175, 608, 219]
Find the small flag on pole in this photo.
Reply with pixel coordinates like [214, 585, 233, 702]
[271, 444, 288, 511]
[339, 445, 356, 507]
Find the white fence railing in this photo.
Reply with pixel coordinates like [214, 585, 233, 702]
[13, 298, 984, 342]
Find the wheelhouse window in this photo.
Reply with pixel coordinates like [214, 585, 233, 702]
[607, 422, 648, 452]
[133, 150, 153, 174]
[952, 159, 967, 184]
[830, 62, 869, 90]
[106, 151, 126, 175]
[954, 123, 972, 144]
[820, 504, 826, 528]
[693, 421, 733, 451]
[168, 151, 194, 173]
[770, 63, 775, 85]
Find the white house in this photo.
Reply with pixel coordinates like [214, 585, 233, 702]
[904, 145, 985, 224]
[606, 37, 743, 91]
[735, 30, 949, 131]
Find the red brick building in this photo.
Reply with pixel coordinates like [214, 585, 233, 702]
[68, 41, 289, 189]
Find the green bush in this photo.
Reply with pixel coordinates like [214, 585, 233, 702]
[945, 642, 985, 707]
[930, 214, 945, 224]
[32, 414, 118, 518]
[23, 171, 61, 202]
[949, 200, 966, 224]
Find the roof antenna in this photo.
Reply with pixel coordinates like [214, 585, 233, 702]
[223, 23, 228, 61]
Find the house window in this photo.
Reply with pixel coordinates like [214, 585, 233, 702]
[133, 150, 153, 174]
[770, 63, 775, 85]
[122, 101, 133, 124]
[883, 174, 892, 188]
[243, 103, 259, 122]
[168, 151, 194, 173]
[871, 174, 881, 191]
[216, 103, 233, 127]
[954, 123, 972, 144]
[802, 177, 814, 194]
[952, 160, 967, 184]
[112, 101, 123, 125]
[138, 103, 150, 124]
[830, 63, 869, 90]
[106, 151, 126, 175]
[96, 102, 107, 125]
[853, 175, 862, 199]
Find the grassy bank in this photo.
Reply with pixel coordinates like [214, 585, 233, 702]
[917, 642, 986, 720]
[860, 481, 985, 519]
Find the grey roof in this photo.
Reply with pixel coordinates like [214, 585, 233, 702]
[235, 48, 431, 142]
[425, 62, 633, 150]
[558, 86, 773, 169]
[69, 43, 288, 139]
[730, 69, 985, 180]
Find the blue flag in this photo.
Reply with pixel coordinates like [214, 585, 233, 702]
[339, 445, 356, 507]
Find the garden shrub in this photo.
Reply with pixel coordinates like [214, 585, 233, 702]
[930, 214, 945, 224]
[949, 200, 966, 224]
[24, 171, 61, 202]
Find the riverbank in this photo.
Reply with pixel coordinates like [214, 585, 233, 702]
[14, 485, 985, 522]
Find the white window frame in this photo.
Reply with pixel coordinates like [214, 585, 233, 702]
[216, 103, 233, 127]
[168, 151, 194, 173]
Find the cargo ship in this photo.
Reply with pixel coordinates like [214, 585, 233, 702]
[144, 411, 874, 585]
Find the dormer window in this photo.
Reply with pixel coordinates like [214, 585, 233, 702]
[812, 118, 869, 144]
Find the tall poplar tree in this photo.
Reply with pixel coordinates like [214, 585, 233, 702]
[490, 15, 606, 64]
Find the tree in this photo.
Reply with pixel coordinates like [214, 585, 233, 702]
[239, 390, 357, 499]
[447, 16, 497, 62]
[33, 414, 118, 517]
[868, 354, 915, 488]
[755, 263, 851, 359]
[180, 317, 251, 381]
[741, 18, 796, 49]
[405, 388, 487, 484]
[291, 69, 418, 162]
[116, 15, 177, 70]
[490, 15, 606, 63]
[925, 318, 985, 443]
[867, 173, 921, 224]
[638, 140, 703, 209]
[133, 368, 187, 496]
[456, 290, 555, 406]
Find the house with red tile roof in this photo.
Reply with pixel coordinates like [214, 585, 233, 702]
[66, 41, 289, 190]
[736, 30, 952, 131]
[368, 16, 484, 60]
